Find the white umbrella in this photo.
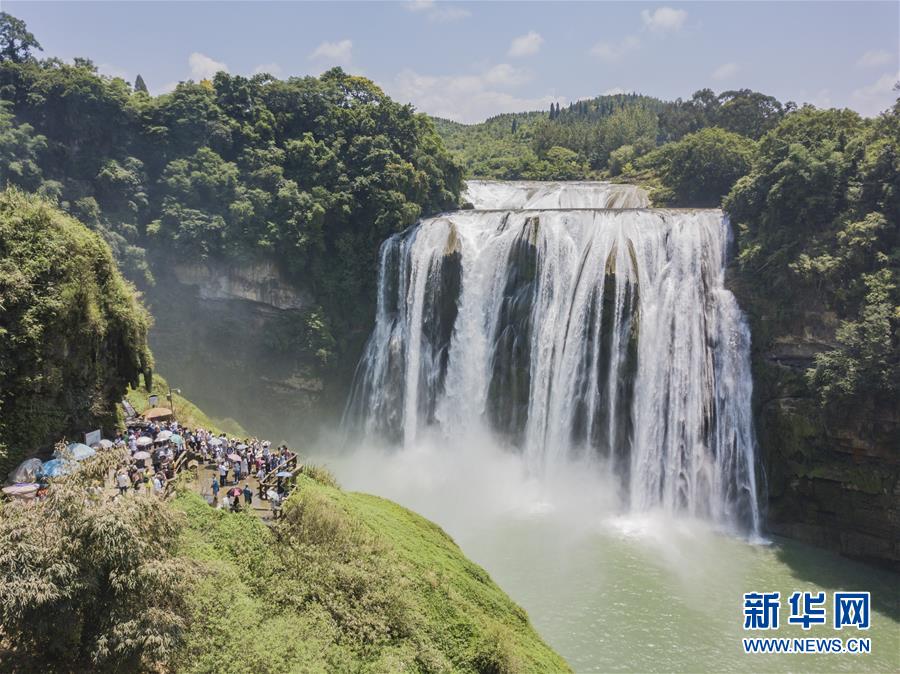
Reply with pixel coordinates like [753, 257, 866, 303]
[209, 437, 223, 447]
[135, 436, 153, 447]
[2, 483, 39, 498]
[262, 441, 271, 448]
[92, 439, 114, 450]
[235, 443, 247, 451]
[156, 430, 173, 442]
[133, 450, 151, 460]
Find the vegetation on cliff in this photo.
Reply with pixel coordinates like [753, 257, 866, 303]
[0, 188, 151, 476]
[0, 12, 463, 364]
[726, 103, 899, 410]
[720, 100, 899, 563]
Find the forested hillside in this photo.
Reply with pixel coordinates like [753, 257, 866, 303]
[433, 89, 789, 181]
[0, 12, 462, 366]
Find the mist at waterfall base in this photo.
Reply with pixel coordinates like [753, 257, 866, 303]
[318, 182, 900, 672]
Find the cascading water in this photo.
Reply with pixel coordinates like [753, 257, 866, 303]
[346, 180, 761, 533]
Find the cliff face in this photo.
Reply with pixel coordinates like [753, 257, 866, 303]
[733, 281, 900, 570]
[142, 256, 333, 444]
[169, 260, 314, 310]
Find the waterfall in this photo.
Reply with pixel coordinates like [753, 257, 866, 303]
[346, 180, 761, 533]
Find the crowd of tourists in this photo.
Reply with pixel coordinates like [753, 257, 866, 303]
[112, 419, 298, 516]
[4, 411, 300, 520]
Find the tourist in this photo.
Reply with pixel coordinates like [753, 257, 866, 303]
[211, 476, 220, 504]
[268, 488, 281, 519]
[116, 469, 130, 496]
[218, 461, 228, 486]
[243, 484, 252, 507]
[256, 466, 267, 499]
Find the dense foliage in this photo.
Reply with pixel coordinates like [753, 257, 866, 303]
[725, 103, 899, 409]
[435, 89, 790, 181]
[0, 450, 193, 672]
[635, 127, 757, 206]
[0, 15, 462, 361]
[0, 189, 151, 475]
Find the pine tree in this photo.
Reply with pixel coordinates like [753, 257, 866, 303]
[134, 73, 148, 94]
[511, 118, 518, 134]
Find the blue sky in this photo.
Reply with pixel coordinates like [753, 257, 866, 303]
[6, 1, 899, 122]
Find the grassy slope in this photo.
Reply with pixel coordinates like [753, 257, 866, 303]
[173, 476, 569, 673]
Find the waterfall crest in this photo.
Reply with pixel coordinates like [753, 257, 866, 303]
[346, 180, 761, 533]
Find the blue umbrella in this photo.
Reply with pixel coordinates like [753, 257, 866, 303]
[169, 434, 184, 446]
[275, 471, 293, 478]
[40, 458, 77, 478]
[61, 443, 96, 461]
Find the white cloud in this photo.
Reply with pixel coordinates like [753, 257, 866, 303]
[857, 49, 893, 68]
[405, 0, 470, 22]
[388, 63, 555, 123]
[309, 39, 353, 65]
[482, 63, 530, 87]
[508, 30, 544, 57]
[851, 71, 900, 116]
[641, 7, 687, 33]
[603, 87, 627, 96]
[189, 52, 228, 80]
[590, 35, 640, 63]
[253, 62, 283, 77]
[711, 62, 739, 81]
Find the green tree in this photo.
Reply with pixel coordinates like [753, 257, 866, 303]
[656, 127, 756, 206]
[0, 100, 46, 189]
[0, 12, 42, 63]
[716, 89, 787, 139]
[808, 269, 898, 406]
[134, 73, 148, 93]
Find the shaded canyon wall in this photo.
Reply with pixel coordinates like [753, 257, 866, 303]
[142, 256, 332, 445]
